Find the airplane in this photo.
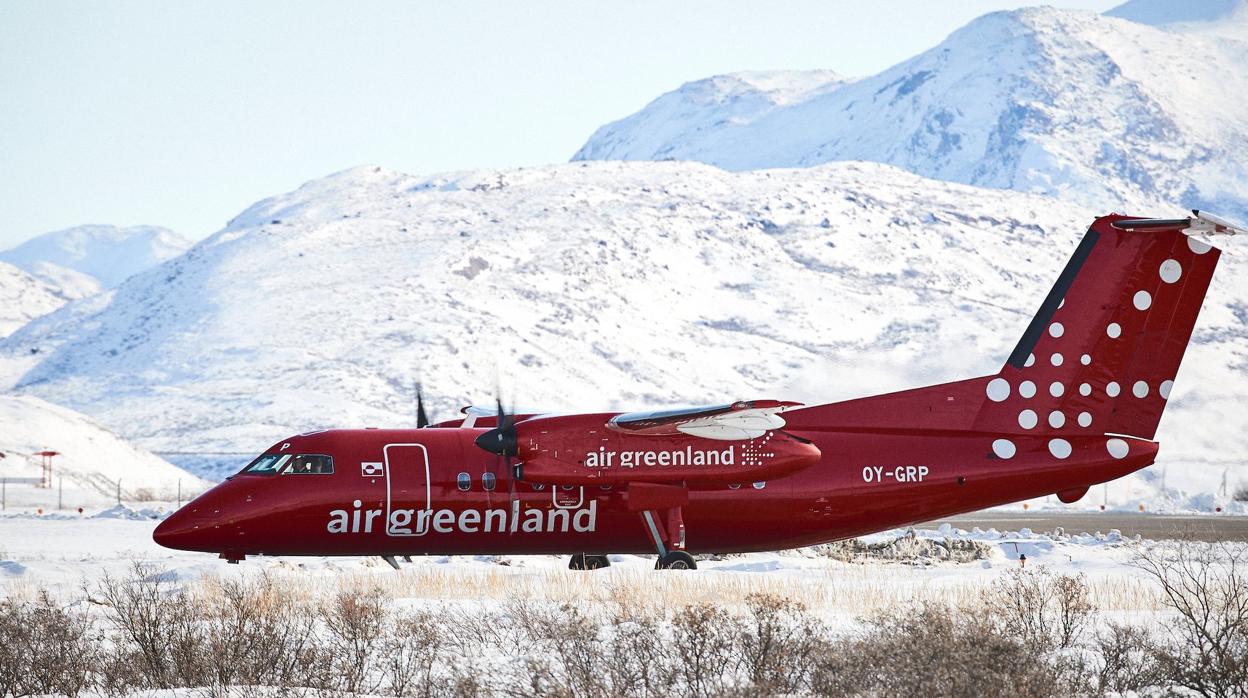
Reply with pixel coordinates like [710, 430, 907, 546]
[154, 210, 1242, 570]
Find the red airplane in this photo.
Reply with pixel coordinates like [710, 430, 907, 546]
[154, 211, 1241, 570]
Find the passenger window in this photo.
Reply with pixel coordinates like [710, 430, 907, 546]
[482, 472, 496, 491]
[728, 483, 741, 490]
[752, 481, 766, 490]
[283, 454, 334, 475]
[457, 472, 471, 491]
[532, 483, 546, 491]
[560, 484, 574, 491]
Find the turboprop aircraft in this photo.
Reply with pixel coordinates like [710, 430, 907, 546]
[154, 211, 1242, 570]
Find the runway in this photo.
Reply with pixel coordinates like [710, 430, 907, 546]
[921, 512, 1248, 542]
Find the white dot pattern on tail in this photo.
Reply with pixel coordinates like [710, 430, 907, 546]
[1019, 410, 1038, 429]
[1159, 259, 1182, 284]
[1107, 438, 1129, 459]
[992, 439, 1016, 459]
[1048, 438, 1072, 459]
[986, 378, 1010, 402]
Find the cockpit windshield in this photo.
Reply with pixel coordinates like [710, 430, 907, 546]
[240, 453, 334, 476]
[243, 454, 291, 474]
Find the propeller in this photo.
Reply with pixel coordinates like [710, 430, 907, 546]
[474, 396, 521, 527]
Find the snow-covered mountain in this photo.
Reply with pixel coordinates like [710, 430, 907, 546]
[573, 6, 1248, 222]
[576, 70, 848, 165]
[0, 262, 74, 339]
[0, 394, 208, 507]
[0, 224, 193, 291]
[1107, 0, 1248, 35]
[0, 162, 1243, 505]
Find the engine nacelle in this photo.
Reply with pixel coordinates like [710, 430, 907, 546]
[513, 413, 822, 486]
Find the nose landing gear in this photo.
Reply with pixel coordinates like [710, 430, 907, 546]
[568, 553, 611, 570]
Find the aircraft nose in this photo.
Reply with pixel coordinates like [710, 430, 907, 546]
[153, 509, 207, 551]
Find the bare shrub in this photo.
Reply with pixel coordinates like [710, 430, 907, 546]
[603, 602, 666, 697]
[812, 603, 1066, 698]
[197, 575, 324, 692]
[93, 562, 204, 690]
[381, 609, 449, 697]
[666, 602, 743, 697]
[1233, 484, 1248, 503]
[322, 584, 390, 694]
[738, 593, 825, 693]
[505, 600, 612, 697]
[1093, 621, 1167, 695]
[984, 567, 1093, 652]
[0, 591, 97, 697]
[1133, 541, 1248, 698]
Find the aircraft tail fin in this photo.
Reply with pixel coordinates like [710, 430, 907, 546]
[970, 212, 1229, 439]
[784, 212, 1233, 439]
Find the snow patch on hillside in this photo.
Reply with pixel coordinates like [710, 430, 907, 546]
[0, 394, 209, 507]
[0, 262, 73, 339]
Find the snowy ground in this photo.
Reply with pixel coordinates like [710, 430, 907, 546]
[0, 507, 1199, 625]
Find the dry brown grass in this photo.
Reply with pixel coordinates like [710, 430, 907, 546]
[307, 560, 1168, 616]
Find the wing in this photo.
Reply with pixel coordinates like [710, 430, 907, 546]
[607, 399, 804, 440]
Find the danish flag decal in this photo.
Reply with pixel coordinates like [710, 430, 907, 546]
[361, 461, 384, 477]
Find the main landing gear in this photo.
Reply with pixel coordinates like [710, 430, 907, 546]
[656, 550, 697, 570]
[568, 553, 611, 570]
[628, 483, 698, 571]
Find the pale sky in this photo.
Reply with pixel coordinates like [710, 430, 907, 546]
[0, 0, 1120, 248]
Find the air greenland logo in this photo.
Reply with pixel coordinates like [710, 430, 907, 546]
[584, 446, 735, 468]
[327, 499, 598, 535]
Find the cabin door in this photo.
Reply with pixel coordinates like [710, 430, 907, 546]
[383, 443, 431, 537]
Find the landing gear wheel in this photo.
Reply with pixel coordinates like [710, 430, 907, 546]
[568, 554, 611, 570]
[656, 551, 697, 570]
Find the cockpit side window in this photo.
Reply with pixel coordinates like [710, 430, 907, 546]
[242, 454, 291, 475]
[283, 454, 334, 475]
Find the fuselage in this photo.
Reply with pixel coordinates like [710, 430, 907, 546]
[153, 422, 1156, 559]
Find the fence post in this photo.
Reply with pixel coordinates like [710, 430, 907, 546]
[58, 476, 62, 510]
[116, 479, 121, 506]
[177, 479, 181, 508]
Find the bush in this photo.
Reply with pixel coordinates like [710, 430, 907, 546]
[984, 566, 1093, 652]
[0, 591, 96, 697]
[812, 603, 1067, 698]
[1133, 541, 1248, 698]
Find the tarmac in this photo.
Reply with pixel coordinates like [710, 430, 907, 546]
[921, 512, 1248, 542]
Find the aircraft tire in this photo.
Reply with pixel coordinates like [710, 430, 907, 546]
[569, 554, 611, 570]
[656, 551, 697, 570]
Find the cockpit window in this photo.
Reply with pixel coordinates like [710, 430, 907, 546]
[242, 454, 291, 475]
[283, 454, 334, 475]
[241, 453, 333, 475]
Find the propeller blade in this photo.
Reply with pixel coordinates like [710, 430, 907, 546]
[416, 381, 430, 429]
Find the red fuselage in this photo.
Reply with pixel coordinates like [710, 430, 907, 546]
[153, 422, 1155, 558]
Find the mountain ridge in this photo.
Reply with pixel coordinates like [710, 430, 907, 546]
[573, 7, 1248, 222]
